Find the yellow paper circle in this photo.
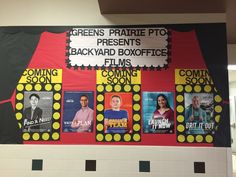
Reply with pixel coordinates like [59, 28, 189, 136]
[176, 85, 184, 92]
[17, 84, 24, 91]
[45, 84, 52, 91]
[96, 134, 104, 141]
[204, 85, 212, 92]
[187, 135, 194, 143]
[97, 114, 104, 121]
[34, 84, 42, 91]
[105, 134, 112, 141]
[25, 84, 33, 91]
[105, 85, 113, 92]
[196, 135, 203, 143]
[97, 85, 104, 92]
[133, 85, 140, 92]
[194, 85, 201, 92]
[53, 103, 61, 110]
[176, 95, 184, 102]
[18, 123, 22, 129]
[177, 125, 185, 132]
[214, 95, 222, 103]
[185, 85, 192, 92]
[16, 93, 24, 100]
[53, 112, 60, 120]
[16, 103, 23, 110]
[124, 85, 131, 92]
[124, 134, 131, 141]
[114, 85, 121, 92]
[32, 133, 40, 141]
[42, 133, 50, 140]
[215, 105, 222, 113]
[133, 134, 140, 141]
[133, 114, 141, 121]
[133, 94, 141, 101]
[133, 104, 140, 111]
[133, 124, 141, 131]
[114, 134, 121, 141]
[54, 93, 61, 100]
[177, 115, 184, 123]
[97, 104, 104, 111]
[177, 135, 185, 142]
[96, 124, 104, 131]
[23, 133, 30, 140]
[53, 122, 60, 129]
[54, 84, 61, 91]
[205, 135, 213, 143]
[52, 132, 60, 140]
[97, 94, 104, 102]
[215, 115, 220, 123]
[176, 105, 184, 113]
[16, 112, 23, 120]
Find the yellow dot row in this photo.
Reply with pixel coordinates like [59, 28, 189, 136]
[176, 85, 213, 93]
[15, 101, 61, 111]
[97, 84, 140, 93]
[22, 132, 60, 141]
[176, 105, 222, 114]
[96, 123, 141, 132]
[16, 92, 61, 101]
[96, 133, 140, 142]
[17, 83, 62, 92]
[16, 111, 60, 121]
[177, 134, 213, 143]
[18, 122, 60, 130]
[176, 94, 222, 103]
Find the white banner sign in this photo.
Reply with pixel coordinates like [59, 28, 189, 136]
[68, 27, 169, 67]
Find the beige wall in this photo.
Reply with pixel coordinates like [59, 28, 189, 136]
[0, 0, 232, 177]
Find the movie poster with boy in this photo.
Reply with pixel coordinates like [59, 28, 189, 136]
[143, 92, 174, 134]
[184, 93, 214, 134]
[104, 93, 133, 134]
[62, 91, 94, 133]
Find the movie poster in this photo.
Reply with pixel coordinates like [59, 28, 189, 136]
[22, 91, 53, 133]
[63, 91, 94, 133]
[104, 92, 133, 134]
[143, 92, 174, 134]
[184, 93, 214, 135]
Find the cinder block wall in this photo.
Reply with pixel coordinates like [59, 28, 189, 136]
[0, 145, 232, 177]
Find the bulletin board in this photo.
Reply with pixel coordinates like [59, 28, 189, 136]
[0, 23, 230, 147]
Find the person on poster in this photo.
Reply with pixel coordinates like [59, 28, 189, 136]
[104, 95, 128, 133]
[185, 95, 207, 134]
[23, 93, 43, 132]
[150, 94, 174, 133]
[71, 95, 94, 132]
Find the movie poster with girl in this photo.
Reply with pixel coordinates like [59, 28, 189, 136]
[142, 92, 174, 134]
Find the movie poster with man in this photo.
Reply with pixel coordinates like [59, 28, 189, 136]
[143, 92, 174, 134]
[23, 91, 53, 133]
[184, 93, 214, 135]
[62, 91, 94, 133]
